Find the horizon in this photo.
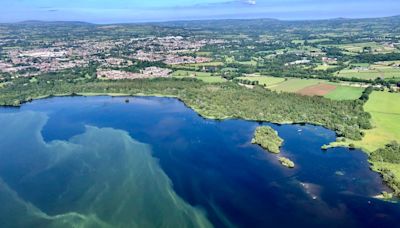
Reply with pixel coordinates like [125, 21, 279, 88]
[5, 14, 400, 26]
[1, 0, 400, 23]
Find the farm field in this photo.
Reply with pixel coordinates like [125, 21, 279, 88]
[185, 61, 224, 67]
[195, 51, 212, 57]
[238, 76, 286, 87]
[268, 78, 323, 92]
[238, 76, 365, 100]
[328, 42, 398, 54]
[348, 91, 400, 152]
[171, 62, 224, 71]
[171, 70, 212, 77]
[293, 38, 331, 44]
[375, 61, 400, 66]
[324, 86, 365, 100]
[172, 75, 226, 83]
[196, 76, 226, 83]
[281, 81, 364, 100]
[345, 91, 400, 183]
[329, 42, 374, 53]
[237, 60, 257, 66]
[307, 38, 331, 43]
[351, 63, 370, 67]
[291, 39, 304, 45]
[171, 70, 226, 83]
[314, 64, 337, 71]
[297, 83, 337, 96]
[336, 66, 400, 80]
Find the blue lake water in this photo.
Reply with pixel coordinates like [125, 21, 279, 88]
[0, 96, 399, 227]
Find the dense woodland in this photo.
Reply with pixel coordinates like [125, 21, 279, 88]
[371, 142, 400, 164]
[0, 72, 371, 140]
[369, 142, 400, 196]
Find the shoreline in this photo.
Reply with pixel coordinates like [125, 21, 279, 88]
[6, 92, 322, 126]
[1, 92, 397, 199]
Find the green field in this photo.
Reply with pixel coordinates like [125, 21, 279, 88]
[336, 67, 400, 80]
[371, 64, 400, 70]
[342, 92, 400, 152]
[268, 79, 322, 92]
[237, 60, 258, 66]
[314, 64, 337, 71]
[375, 61, 400, 66]
[307, 38, 331, 43]
[197, 76, 226, 83]
[292, 38, 331, 44]
[240, 76, 364, 101]
[291, 39, 304, 45]
[224, 56, 235, 63]
[170, 62, 224, 71]
[364, 92, 400, 184]
[238, 76, 286, 87]
[324, 86, 364, 100]
[351, 63, 370, 67]
[171, 70, 212, 77]
[329, 42, 398, 54]
[185, 61, 224, 67]
[172, 76, 226, 83]
[171, 70, 226, 83]
[336, 42, 377, 53]
[221, 67, 238, 72]
[195, 51, 212, 57]
[327, 91, 400, 184]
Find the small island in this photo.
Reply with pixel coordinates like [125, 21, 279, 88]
[278, 156, 295, 168]
[252, 126, 295, 169]
[251, 126, 283, 154]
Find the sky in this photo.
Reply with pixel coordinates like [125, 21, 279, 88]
[1, 0, 399, 23]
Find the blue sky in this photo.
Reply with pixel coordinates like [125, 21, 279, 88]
[1, 0, 399, 23]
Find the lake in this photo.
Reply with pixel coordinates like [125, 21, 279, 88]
[0, 96, 399, 227]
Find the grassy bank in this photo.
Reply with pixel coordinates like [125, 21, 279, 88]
[363, 92, 400, 196]
[335, 91, 400, 152]
[328, 91, 400, 197]
[370, 142, 400, 196]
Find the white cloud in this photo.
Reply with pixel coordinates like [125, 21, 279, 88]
[244, 0, 256, 5]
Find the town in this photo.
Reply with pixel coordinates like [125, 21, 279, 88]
[0, 35, 220, 80]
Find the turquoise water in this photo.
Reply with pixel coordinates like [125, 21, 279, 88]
[0, 111, 211, 228]
[0, 96, 399, 227]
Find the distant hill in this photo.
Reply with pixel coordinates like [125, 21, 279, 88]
[146, 15, 400, 35]
[152, 15, 400, 27]
[1, 15, 398, 38]
[13, 20, 94, 27]
[6, 15, 400, 27]
[19, 20, 92, 24]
